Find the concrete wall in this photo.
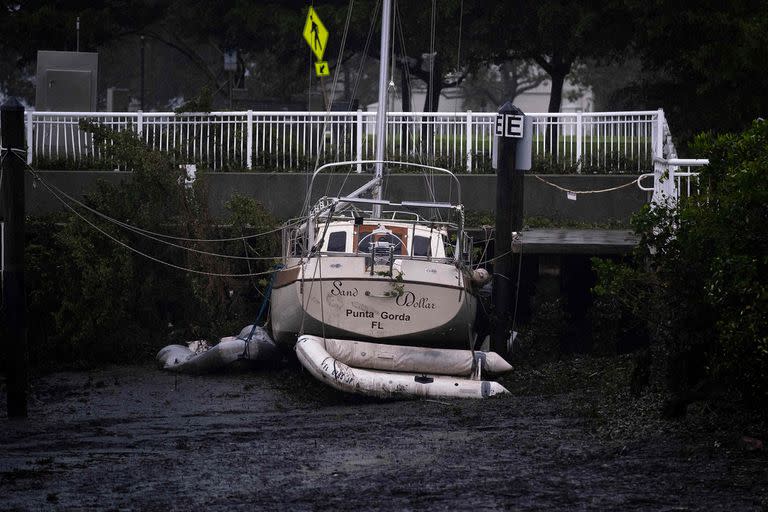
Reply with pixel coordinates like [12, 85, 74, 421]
[26, 171, 649, 226]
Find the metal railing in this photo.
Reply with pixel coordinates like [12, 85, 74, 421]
[638, 158, 710, 206]
[16, 109, 666, 173]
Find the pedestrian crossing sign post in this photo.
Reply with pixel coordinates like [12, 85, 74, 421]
[315, 61, 330, 77]
[303, 7, 329, 61]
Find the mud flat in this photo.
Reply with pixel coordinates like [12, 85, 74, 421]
[1, 363, 766, 511]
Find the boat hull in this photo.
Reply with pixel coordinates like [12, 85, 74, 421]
[271, 259, 477, 350]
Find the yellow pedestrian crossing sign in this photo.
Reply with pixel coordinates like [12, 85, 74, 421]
[303, 7, 329, 61]
[315, 61, 330, 77]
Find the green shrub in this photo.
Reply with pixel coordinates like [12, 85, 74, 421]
[21, 124, 279, 368]
[593, 119, 768, 406]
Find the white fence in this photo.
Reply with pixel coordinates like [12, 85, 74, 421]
[14, 109, 669, 173]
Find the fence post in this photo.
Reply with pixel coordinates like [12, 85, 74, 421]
[25, 111, 33, 165]
[655, 108, 664, 159]
[356, 109, 363, 173]
[246, 110, 253, 170]
[465, 111, 473, 173]
[137, 110, 144, 137]
[575, 112, 583, 172]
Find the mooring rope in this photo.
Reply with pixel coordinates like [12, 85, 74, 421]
[534, 174, 640, 196]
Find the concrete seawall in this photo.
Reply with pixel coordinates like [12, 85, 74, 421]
[26, 171, 649, 225]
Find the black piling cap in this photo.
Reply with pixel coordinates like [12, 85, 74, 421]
[498, 101, 525, 116]
[1, 97, 24, 111]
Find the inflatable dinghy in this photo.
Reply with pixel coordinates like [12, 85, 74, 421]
[157, 325, 280, 373]
[295, 335, 510, 399]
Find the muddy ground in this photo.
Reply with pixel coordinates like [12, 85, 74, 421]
[1, 360, 766, 511]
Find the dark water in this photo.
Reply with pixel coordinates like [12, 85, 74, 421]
[1, 365, 766, 511]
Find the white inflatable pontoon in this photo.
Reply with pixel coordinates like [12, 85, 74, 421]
[316, 337, 513, 377]
[295, 335, 510, 399]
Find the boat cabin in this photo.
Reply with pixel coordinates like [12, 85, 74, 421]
[283, 214, 453, 262]
[318, 220, 448, 259]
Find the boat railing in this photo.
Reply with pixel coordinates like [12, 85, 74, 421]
[302, 251, 457, 266]
[382, 211, 422, 221]
[306, 159, 462, 208]
[319, 211, 458, 228]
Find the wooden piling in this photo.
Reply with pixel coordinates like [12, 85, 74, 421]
[1, 99, 29, 418]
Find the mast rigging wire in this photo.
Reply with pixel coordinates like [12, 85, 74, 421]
[14, 155, 280, 277]
[304, 0, 358, 216]
[16, 162, 285, 260]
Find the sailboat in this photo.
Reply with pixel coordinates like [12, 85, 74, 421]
[268, 0, 511, 398]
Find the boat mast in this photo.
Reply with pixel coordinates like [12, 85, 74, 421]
[372, 0, 393, 218]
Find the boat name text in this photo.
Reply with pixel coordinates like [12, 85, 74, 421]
[331, 280, 358, 297]
[395, 291, 436, 309]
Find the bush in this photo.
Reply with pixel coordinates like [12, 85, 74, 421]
[20, 124, 279, 368]
[594, 119, 768, 407]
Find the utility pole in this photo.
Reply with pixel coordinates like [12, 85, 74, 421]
[491, 102, 529, 356]
[1, 99, 29, 418]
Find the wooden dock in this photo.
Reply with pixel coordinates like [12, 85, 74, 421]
[512, 229, 639, 255]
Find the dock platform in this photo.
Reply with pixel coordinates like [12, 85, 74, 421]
[512, 229, 639, 255]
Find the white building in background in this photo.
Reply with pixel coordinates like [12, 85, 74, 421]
[501, 79, 593, 113]
[367, 78, 592, 114]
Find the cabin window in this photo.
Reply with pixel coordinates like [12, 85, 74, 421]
[327, 231, 347, 252]
[412, 235, 432, 257]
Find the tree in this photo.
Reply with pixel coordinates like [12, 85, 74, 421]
[335, 0, 472, 112]
[461, 60, 548, 111]
[621, 0, 768, 147]
[0, 1, 317, 107]
[477, 0, 633, 113]
[391, 0, 469, 112]
[23, 122, 279, 365]
[0, 0, 169, 103]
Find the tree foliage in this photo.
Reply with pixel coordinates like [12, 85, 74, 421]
[461, 60, 548, 111]
[475, 0, 633, 112]
[618, 0, 768, 146]
[2, 0, 765, 139]
[594, 119, 768, 407]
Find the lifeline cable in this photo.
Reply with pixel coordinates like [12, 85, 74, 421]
[474, 227, 494, 268]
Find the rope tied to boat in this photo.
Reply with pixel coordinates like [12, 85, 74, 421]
[241, 264, 283, 359]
